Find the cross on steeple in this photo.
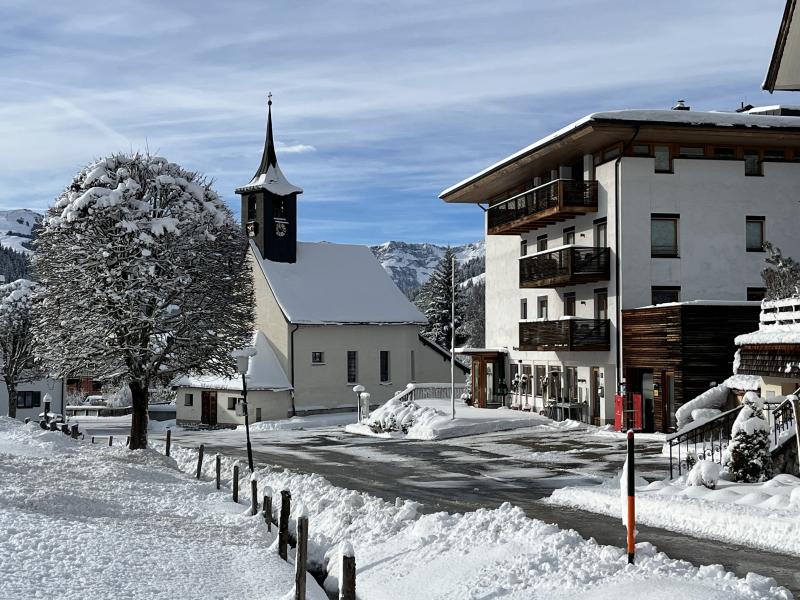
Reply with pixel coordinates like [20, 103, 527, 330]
[268, 92, 272, 107]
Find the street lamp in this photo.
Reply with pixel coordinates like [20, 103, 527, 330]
[233, 347, 257, 473]
[352, 384, 365, 422]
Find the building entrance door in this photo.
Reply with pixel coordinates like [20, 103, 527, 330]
[201, 391, 217, 427]
[590, 367, 601, 425]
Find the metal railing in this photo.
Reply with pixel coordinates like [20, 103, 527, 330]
[389, 383, 468, 404]
[666, 406, 740, 479]
[520, 246, 610, 287]
[519, 318, 610, 351]
[487, 179, 598, 232]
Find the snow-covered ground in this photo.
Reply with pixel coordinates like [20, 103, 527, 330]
[161, 438, 792, 599]
[548, 471, 800, 556]
[0, 417, 325, 600]
[347, 398, 546, 440]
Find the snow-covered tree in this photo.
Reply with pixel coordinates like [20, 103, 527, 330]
[0, 279, 38, 418]
[32, 153, 254, 448]
[725, 392, 773, 482]
[416, 247, 467, 349]
[762, 242, 800, 300]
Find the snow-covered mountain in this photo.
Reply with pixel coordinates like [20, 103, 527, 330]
[0, 209, 42, 255]
[370, 240, 485, 296]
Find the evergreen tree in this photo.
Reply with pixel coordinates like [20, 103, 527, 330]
[461, 280, 485, 348]
[32, 153, 254, 448]
[416, 247, 467, 349]
[762, 242, 800, 300]
[725, 392, 773, 482]
[0, 246, 31, 282]
[0, 279, 38, 418]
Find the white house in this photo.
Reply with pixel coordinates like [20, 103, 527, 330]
[177, 98, 466, 426]
[440, 104, 800, 429]
[0, 377, 65, 421]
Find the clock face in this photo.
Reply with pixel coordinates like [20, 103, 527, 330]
[275, 221, 288, 238]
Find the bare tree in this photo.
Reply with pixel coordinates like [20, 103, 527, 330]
[0, 279, 37, 418]
[32, 153, 254, 448]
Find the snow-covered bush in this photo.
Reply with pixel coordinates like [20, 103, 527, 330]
[690, 408, 722, 423]
[687, 460, 722, 489]
[676, 384, 729, 430]
[725, 392, 773, 483]
[366, 397, 441, 434]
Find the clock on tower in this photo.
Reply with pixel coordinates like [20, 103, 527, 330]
[235, 94, 303, 263]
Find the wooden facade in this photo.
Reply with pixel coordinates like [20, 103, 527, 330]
[738, 344, 800, 378]
[622, 304, 760, 432]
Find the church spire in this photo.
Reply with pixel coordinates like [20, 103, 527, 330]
[258, 93, 279, 173]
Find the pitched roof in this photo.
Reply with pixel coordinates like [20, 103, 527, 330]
[253, 241, 427, 325]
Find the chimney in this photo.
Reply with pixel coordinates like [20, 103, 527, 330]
[736, 101, 755, 113]
[671, 99, 690, 111]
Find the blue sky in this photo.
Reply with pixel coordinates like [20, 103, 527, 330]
[0, 0, 796, 245]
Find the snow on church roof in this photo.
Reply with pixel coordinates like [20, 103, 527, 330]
[173, 330, 292, 391]
[253, 241, 427, 325]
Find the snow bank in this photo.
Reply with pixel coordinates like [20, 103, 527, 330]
[687, 460, 723, 489]
[676, 384, 730, 430]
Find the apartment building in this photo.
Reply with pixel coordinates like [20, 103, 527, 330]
[441, 104, 800, 428]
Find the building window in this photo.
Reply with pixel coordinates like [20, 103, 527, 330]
[410, 350, 416, 382]
[594, 289, 608, 320]
[247, 195, 257, 221]
[563, 227, 575, 246]
[747, 287, 767, 301]
[311, 351, 325, 364]
[678, 146, 704, 158]
[744, 149, 762, 176]
[537, 296, 548, 320]
[764, 149, 786, 161]
[564, 292, 576, 317]
[184, 393, 194, 407]
[16, 391, 41, 409]
[520, 239, 528, 257]
[654, 145, 672, 172]
[712, 147, 736, 159]
[347, 351, 358, 384]
[565, 367, 578, 401]
[594, 218, 607, 248]
[380, 351, 391, 383]
[227, 397, 240, 410]
[632, 144, 650, 156]
[520, 298, 528, 320]
[536, 235, 547, 252]
[534, 365, 546, 397]
[746, 216, 765, 252]
[522, 365, 532, 395]
[651, 215, 679, 258]
[652, 286, 680, 305]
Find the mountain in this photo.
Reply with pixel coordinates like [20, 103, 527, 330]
[0, 209, 42, 255]
[370, 240, 485, 296]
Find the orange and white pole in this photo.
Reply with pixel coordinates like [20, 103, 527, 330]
[626, 429, 636, 564]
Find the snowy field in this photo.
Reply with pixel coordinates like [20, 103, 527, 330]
[0, 417, 325, 600]
[548, 471, 800, 556]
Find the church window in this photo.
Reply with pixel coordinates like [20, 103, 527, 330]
[380, 351, 391, 383]
[347, 351, 358, 383]
[312, 351, 325, 364]
[247, 195, 257, 221]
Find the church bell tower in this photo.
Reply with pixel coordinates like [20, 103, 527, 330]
[235, 95, 303, 263]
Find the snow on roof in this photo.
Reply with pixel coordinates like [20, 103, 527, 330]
[440, 109, 800, 199]
[254, 241, 426, 325]
[722, 374, 762, 391]
[173, 330, 292, 391]
[736, 325, 800, 346]
[236, 163, 303, 197]
[629, 300, 762, 310]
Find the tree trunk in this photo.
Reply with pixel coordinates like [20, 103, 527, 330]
[129, 380, 149, 449]
[5, 379, 16, 419]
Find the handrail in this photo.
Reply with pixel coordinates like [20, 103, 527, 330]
[491, 178, 570, 210]
[772, 392, 800, 473]
[667, 406, 741, 479]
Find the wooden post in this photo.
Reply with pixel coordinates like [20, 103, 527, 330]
[196, 444, 205, 479]
[108, 435, 113, 447]
[294, 515, 308, 600]
[165, 429, 171, 457]
[263, 493, 272, 532]
[340, 542, 356, 600]
[91, 436, 95, 444]
[215, 454, 221, 490]
[278, 490, 291, 560]
[250, 476, 258, 516]
[232, 465, 239, 503]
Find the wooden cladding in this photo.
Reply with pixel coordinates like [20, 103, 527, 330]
[488, 179, 598, 235]
[519, 246, 610, 288]
[519, 318, 610, 352]
[737, 344, 800, 378]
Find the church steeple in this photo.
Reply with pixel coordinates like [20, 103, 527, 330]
[236, 95, 302, 264]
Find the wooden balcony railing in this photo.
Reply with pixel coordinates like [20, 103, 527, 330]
[518, 318, 610, 351]
[520, 246, 610, 288]
[487, 179, 599, 235]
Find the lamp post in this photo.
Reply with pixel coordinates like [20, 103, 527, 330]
[450, 254, 456, 421]
[352, 384, 365, 423]
[234, 349, 256, 473]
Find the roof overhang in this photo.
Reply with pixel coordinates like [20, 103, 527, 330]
[764, 0, 800, 92]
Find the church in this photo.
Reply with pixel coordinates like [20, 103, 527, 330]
[175, 98, 465, 426]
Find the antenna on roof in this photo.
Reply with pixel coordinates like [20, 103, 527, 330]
[672, 99, 690, 111]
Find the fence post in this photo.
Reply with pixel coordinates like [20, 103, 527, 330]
[250, 475, 258, 516]
[263, 487, 273, 532]
[196, 444, 205, 479]
[216, 454, 221, 490]
[71, 424, 80, 439]
[279, 490, 291, 560]
[340, 542, 356, 600]
[295, 512, 308, 600]
[108, 435, 113, 447]
[233, 465, 240, 503]
[165, 429, 171, 457]
[626, 429, 636, 565]
[91, 436, 95, 444]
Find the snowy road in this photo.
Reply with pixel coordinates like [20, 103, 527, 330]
[153, 422, 800, 594]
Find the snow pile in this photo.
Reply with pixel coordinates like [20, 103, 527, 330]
[724, 374, 762, 392]
[243, 412, 355, 432]
[687, 460, 723, 489]
[676, 384, 730, 430]
[0, 417, 325, 600]
[364, 396, 442, 434]
[165, 444, 791, 600]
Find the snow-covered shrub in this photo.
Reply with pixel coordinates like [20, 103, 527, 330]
[690, 408, 722, 424]
[687, 460, 722, 489]
[725, 392, 773, 483]
[366, 397, 440, 434]
[676, 384, 729, 430]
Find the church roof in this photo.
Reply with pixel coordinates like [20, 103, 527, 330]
[253, 241, 427, 325]
[236, 97, 303, 196]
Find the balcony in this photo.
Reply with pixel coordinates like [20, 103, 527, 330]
[519, 318, 610, 352]
[487, 179, 599, 235]
[520, 246, 610, 288]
